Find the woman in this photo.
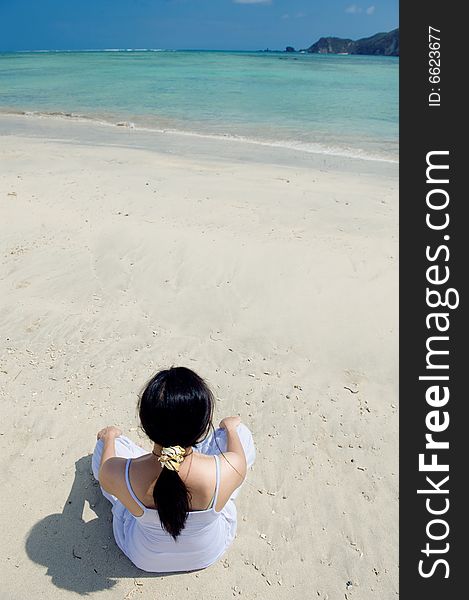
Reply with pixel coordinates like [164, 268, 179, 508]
[91, 366, 255, 573]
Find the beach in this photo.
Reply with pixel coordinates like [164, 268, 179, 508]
[0, 114, 398, 599]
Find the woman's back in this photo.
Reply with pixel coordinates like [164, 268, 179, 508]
[112, 452, 238, 572]
[127, 450, 219, 514]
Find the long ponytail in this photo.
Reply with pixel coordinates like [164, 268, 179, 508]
[153, 468, 191, 539]
[138, 367, 214, 540]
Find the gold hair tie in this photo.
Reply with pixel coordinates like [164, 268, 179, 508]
[155, 445, 186, 472]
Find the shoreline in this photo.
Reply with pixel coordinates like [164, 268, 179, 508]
[0, 111, 399, 168]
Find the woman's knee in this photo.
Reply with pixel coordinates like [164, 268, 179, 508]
[91, 439, 104, 480]
[237, 423, 253, 442]
[237, 423, 255, 467]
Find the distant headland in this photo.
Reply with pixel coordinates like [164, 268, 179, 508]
[285, 28, 399, 57]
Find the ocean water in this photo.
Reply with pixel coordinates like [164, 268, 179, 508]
[0, 50, 398, 161]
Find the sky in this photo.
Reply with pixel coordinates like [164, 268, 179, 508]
[0, 0, 398, 52]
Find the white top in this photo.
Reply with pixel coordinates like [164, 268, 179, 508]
[111, 454, 237, 572]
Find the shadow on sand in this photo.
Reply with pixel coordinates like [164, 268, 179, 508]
[25, 455, 179, 594]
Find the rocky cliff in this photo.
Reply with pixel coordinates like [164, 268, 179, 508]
[305, 28, 399, 56]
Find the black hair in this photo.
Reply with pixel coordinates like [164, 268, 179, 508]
[137, 366, 214, 539]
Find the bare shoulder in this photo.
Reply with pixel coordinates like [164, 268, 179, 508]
[99, 457, 127, 495]
[187, 452, 218, 481]
[218, 451, 247, 482]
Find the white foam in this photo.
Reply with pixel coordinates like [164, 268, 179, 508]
[0, 109, 398, 164]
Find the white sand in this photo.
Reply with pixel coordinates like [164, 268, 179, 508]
[0, 115, 398, 599]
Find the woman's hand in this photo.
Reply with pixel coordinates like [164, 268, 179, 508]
[219, 416, 241, 432]
[97, 426, 122, 441]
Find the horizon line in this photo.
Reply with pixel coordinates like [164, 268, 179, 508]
[2, 48, 291, 53]
[0, 47, 400, 56]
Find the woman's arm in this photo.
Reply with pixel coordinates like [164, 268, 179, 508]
[96, 426, 122, 492]
[219, 416, 247, 484]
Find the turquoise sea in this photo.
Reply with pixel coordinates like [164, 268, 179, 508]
[0, 50, 398, 161]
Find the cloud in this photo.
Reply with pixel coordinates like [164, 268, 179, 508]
[345, 4, 376, 15]
[281, 12, 305, 20]
[233, 0, 272, 4]
[345, 4, 362, 13]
